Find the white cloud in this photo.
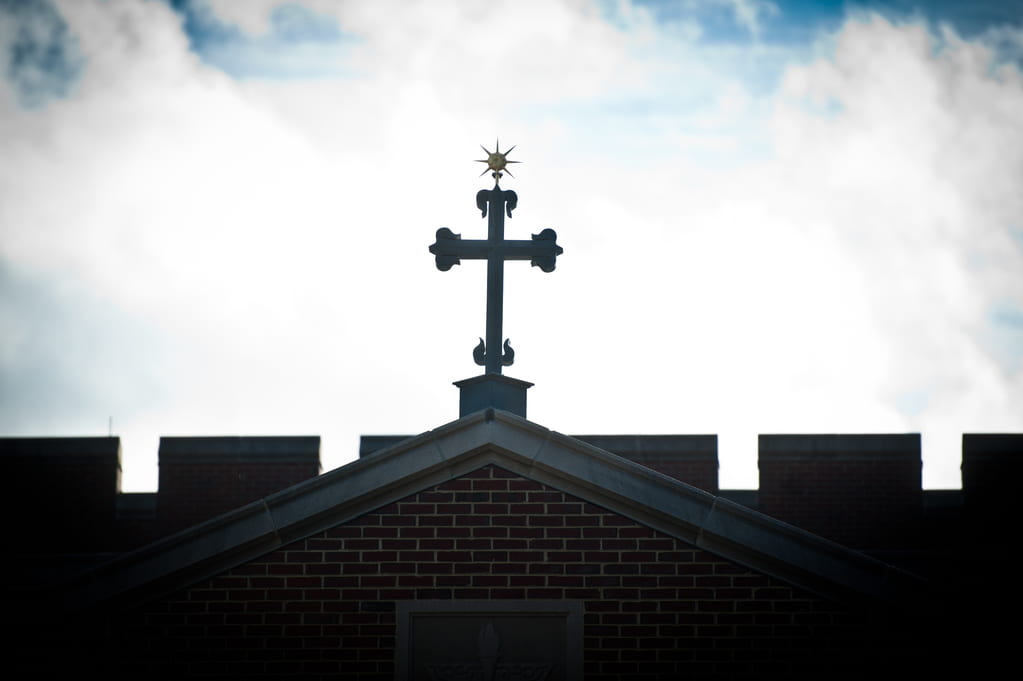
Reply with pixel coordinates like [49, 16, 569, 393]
[1, 2, 1020, 492]
[765, 15, 1023, 484]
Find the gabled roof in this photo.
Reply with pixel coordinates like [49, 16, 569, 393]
[61, 409, 929, 612]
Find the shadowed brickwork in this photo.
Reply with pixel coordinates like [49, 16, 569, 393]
[758, 434, 921, 549]
[69, 465, 926, 680]
[1, 437, 121, 553]
[157, 436, 321, 535]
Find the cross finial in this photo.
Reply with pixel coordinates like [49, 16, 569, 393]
[429, 143, 562, 417]
[430, 142, 562, 374]
[475, 139, 520, 186]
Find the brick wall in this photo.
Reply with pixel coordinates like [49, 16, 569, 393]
[574, 435, 718, 494]
[961, 433, 1023, 540]
[157, 436, 321, 535]
[0, 437, 121, 553]
[758, 434, 921, 549]
[78, 465, 926, 680]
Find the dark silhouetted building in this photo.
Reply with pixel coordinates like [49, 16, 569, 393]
[3, 421, 1018, 678]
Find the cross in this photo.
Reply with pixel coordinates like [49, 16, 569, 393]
[429, 146, 563, 375]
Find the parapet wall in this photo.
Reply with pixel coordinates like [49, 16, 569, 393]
[758, 434, 922, 549]
[2, 432, 1020, 559]
[572, 435, 719, 494]
[157, 436, 321, 535]
[961, 433, 1023, 540]
[362, 431, 1021, 553]
[0, 437, 122, 553]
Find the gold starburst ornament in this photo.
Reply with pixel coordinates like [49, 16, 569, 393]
[476, 140, 520, 183]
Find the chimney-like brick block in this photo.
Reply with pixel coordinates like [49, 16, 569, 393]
[157, 436, 320, 535]
[962, 434, 1022, 540]
[758, 434, 921, 550]
[574, 435, 719, 494]
[0, 437, 121, 552]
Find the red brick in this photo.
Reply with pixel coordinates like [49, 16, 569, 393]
[490, 588, 527, 599]
[88, 465, 883, 678]
[471, 479, 508, 491]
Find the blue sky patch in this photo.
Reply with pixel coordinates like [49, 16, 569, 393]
[988, 299, 1023, 372]
[894, 387, 930, 417]
[635, 0, 1022, 46]
[0, 0, 84, 108]
[165, 0, 356, 79]
[269, 3, 343, 43]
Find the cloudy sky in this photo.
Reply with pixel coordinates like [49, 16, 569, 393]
[2, 0, 1021, 492]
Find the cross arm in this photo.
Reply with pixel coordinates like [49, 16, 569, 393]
[429, 228, 564, 272]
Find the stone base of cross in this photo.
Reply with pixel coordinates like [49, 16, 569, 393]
[453, 374, 535, 419]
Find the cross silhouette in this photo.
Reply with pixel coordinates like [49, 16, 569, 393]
[429, 182, 563, 375]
